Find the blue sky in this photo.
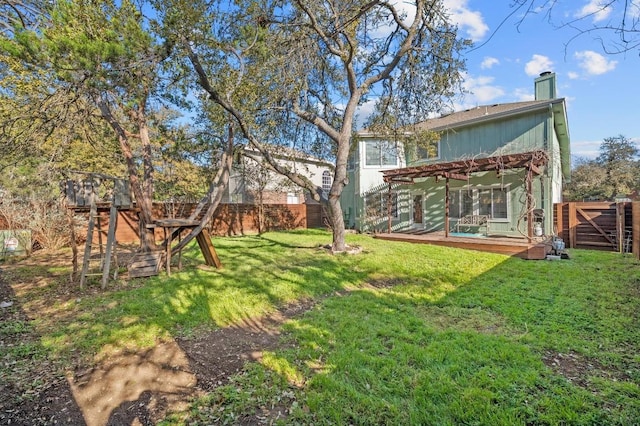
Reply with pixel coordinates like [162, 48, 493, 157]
[444, 0, 640, 161]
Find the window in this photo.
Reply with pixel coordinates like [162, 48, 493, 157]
[364, 141, 398, 167]
[479, 188, 507, 219]
[287, 192, 299, 204]
[364, 191, 399, 219]
[322, 170, 332, 198]
[415, 139, 440, 161]
[450, 187, 508, 220]
[449, 189, 473, 219]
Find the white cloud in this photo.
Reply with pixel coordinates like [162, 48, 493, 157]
[567, 71, 580, 80]
[571, 139, 602, 159]
[513, 88, 534, 101]
[463, 74, 505, 104]
[480, 56, 499, 69]
[575, 50, 617, 75]
[525, 54, 554, 77]
[576, 0, 613, 23]
[443, 0, 489, 41]
[354, 99, 378, 129]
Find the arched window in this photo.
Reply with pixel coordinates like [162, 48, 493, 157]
[322, 170, 332, 197]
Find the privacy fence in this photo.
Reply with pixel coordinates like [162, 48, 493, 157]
[554, 202, 639, 258]
[82, 202, 327, 245]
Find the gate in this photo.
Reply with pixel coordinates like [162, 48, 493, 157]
[554, 202, 636, 254]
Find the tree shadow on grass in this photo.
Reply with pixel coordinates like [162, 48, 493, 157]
[256, 251, 640, 425]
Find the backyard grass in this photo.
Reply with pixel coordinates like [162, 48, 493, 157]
[2, 229, 639, 425]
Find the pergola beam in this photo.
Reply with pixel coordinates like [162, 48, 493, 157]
[382, 150, 549, 183]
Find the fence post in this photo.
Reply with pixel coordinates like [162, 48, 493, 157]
[568, 202, 577, 248]
[554, 203, 564, 238]
[633, 202, 640, 259]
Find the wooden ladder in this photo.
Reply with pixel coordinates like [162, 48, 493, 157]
[79, 193, 118, 289]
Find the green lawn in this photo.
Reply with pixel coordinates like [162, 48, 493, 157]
[3, 229, 640, 425]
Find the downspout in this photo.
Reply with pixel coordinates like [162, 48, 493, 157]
[544, 103, 554, 234]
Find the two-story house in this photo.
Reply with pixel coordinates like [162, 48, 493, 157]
[224, 147, 334, 206]
[342, 72, 570, 239]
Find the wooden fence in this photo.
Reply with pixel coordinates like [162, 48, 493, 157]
[85, 202, 327, 245]
[554, 202, 639, 258]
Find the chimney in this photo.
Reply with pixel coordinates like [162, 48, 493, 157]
[534, 71, 557, 100]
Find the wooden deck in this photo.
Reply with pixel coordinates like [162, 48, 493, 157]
[374, 231, 551, 260]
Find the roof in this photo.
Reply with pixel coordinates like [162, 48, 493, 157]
[382, 150, 549, 183]
[242, 146, 333, 169]
[415, 99, 565, 131]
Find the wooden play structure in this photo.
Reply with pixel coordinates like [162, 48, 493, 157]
[64, 173, 130, 288]
[64, 172, 221, 288]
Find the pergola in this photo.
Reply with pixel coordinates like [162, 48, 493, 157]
[381, 150, 549, 240]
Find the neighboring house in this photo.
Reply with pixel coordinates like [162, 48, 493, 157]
[224, 147, 334, 205]
[342, 71, 571, 238]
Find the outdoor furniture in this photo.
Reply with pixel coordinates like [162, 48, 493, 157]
[455, 215, 490, 235]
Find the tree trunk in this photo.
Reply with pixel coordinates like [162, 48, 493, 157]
[328, 194, 346, 251]
[327, 133, 351, 252]
[96, 98, 157, 252]
[134, 106, 158, 252]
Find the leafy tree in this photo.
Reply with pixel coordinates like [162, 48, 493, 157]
[563, 135, 639, 201]
[1, 0, 237, 255]
[1, 0, 165, 249]
[595, 135, 639, 198]
[563, 157, 608, 201]
[157, 0, 466, 252]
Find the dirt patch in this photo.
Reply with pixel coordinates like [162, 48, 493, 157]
[0, 250, 319, 426]
[1, 245, 394, 425]
[541, 349, 631, 390]
[0, 262, 85, 425]
[177, 301, 314, 393]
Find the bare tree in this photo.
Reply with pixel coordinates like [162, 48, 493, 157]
[157, 0, 466, 252]
[510, 1, 640, 55]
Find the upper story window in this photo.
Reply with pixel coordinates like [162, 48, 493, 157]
[287, 192, 299, 204]
[364, 141, 398, 167]
[416, 139, 440, 161]
[322, 170, 332, 199]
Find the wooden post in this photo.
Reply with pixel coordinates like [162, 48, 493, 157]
[101, 204, 118, 289]
[526, 167, 533, 242]
[66, 208, 79, 282]
[387, 184, 392, 234]
[165, 226, 172, 276]
[554, 203, 564, 238]
[196, 229, 222, 269]
[568, 202, 577, 249]
[96, 213, 104, 264]
[80, 192, 97, 289]
[445, 177, 450, 238]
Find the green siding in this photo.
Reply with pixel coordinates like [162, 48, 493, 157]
[435, 112, 548, 162]
[344, 101, 568, 236]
